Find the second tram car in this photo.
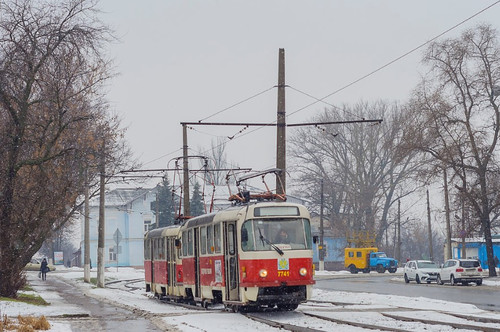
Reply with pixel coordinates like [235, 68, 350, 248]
[144, 201, 315, 311]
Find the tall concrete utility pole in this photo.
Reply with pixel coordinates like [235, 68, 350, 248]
[397, 199, 401, 263]
[426, 189, 433, 261]
[182, 124, 190, 217]
[97, 146, 106, 288]
[84, 169, 90, 283]
[443, 168, 452, 260]
[276, 48, 286, 195]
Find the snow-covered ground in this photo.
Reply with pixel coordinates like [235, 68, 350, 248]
[2, 267, 500, 331]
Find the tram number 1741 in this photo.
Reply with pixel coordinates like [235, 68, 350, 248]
[277, 270, 290, 277]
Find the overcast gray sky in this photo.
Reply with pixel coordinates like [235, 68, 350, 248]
[97, 0, 500, 181]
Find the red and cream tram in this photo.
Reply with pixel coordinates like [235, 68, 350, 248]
[144, 201, 315, 311]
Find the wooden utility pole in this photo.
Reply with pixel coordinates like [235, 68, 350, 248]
[426, 189, 433, 261]
[443, 168, 452, 260]
[97, 145, 106, 288]
[397, 199, 401, 263]
[461, 179, 467, 259]
[319, 179, 325, 271]
[182, 124, 190, 217]
[276, 48, 286, 195]
[84, 169, 90, 283]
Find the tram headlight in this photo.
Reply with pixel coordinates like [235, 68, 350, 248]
[259, 269, 268, 278]
[299, 267, 308, 276]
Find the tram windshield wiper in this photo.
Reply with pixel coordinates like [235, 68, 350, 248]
[258, 228, 284, 256]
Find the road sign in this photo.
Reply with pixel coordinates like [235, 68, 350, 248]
[113, 228, 122, 245]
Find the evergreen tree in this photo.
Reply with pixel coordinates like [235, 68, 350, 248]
[151, 176, 177, 228]
[190, 182, 205, 217]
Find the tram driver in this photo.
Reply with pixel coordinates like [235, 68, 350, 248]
[275, 229, 290, 244]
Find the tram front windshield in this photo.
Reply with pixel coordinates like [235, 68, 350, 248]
[241, 218, 312, 251]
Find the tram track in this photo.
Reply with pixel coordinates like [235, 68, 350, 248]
[105, 278, 144, 291]
[102, 278, 500, 331]
[301, 299, 500, 331]
[244, 299, 500, 331]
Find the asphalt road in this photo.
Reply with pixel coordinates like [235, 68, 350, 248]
[314, 273, 500, 312]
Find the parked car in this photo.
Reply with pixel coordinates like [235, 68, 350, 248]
[437, 259, 483, 286]
[404, 260, 439, 284]
[24, 258, 56, 272]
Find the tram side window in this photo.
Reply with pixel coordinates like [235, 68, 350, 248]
[182, 231, 188, 257]
[144, 240, 150, 260]
[153, 239, 158, 260]
[188, 229, 194, 256]
[157, 239, 162, 260]
[214, 224, 221, 253]
[166, 238, 171, 261]
[201, 226, 207, 255]
[159, 238, 165, 259]
[207, 225, 213, 253]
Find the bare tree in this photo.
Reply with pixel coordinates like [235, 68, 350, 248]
[0, 0, 126, 297]
[208, 137, 229, 186]
[289, 101, 424, 244]
[407, 24, 500, 276]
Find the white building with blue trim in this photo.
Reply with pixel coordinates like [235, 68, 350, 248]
[80, 187, 157, 267]
[79, 184, 312, 268]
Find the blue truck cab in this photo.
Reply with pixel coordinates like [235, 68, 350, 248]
[369, 252, 398, 273]
[345, 247, 398, 274]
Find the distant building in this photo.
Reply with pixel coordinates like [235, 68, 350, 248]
[311, 234, 347, 270]
[80, 187, 157, 267]
[308, 213, 348, 270]
[448, 236, 500, 269]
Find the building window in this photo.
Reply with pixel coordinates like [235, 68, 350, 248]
[109, 247, 116, 261]
[109, 246, 121, 261]
[144, 219, 152, 232]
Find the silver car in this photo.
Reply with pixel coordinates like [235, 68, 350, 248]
[437, 259, 483, 286]
[404, 260, 439, 284]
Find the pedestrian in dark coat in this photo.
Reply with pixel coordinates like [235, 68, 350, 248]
[40, 258, 48, 281]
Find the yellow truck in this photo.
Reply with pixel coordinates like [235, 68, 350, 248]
[345, 247, 398, 274]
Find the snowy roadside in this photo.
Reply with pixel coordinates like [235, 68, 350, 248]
[314, 268, 500, 287]
[1, 267, 500, 331]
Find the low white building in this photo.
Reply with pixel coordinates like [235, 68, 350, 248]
[80, 187, 157, 267]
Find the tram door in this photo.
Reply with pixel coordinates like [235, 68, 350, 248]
[194, 228, 200, 298]
[224, 222, 239, 301]
[150, 239, 155, 288]
[166, 237, 176, 294]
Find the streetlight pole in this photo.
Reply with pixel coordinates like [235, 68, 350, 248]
[319, 179, 325, 271]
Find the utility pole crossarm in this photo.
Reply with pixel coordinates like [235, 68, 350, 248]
[180, 119, 383, 127]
